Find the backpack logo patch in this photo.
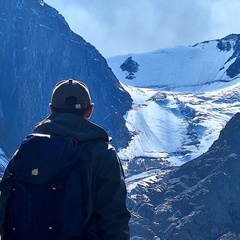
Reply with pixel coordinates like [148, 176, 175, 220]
[31, 168, 39, 176]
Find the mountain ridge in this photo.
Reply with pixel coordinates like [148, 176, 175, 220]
[107, 33, 240, 90]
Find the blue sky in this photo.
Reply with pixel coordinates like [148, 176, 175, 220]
[44, 0, 240, 58]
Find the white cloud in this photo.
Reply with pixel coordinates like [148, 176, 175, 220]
[44, 0, 240, 57]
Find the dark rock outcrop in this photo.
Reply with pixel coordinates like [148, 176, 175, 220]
[216, 34, 240, 78]
[129, 112, 240, 240]
[120, 56, 139, 80]
[0, 0, 132, 156]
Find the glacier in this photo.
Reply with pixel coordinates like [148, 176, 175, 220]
[107, 37, 240, 168]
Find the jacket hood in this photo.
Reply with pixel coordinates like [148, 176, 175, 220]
[34, 113, 110, 143]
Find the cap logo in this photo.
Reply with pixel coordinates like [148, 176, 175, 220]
[75, 103, 81, 109]
[31, 168, 39, 176]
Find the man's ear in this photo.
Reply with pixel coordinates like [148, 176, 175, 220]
[49, 104, 55, 114]
[85, 103, 94, 119]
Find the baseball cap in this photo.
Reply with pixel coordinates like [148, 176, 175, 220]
[50, 79, 91, 109]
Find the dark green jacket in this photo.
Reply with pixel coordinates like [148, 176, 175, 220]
[0, 113, 130, 240]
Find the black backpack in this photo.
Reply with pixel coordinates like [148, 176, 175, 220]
[3, 134, 90, 240]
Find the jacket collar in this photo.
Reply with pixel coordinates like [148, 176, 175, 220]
[34, 113, 110, 143]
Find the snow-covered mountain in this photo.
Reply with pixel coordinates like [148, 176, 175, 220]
[107, 35, 240, 171]
[107, 35, 240, 239]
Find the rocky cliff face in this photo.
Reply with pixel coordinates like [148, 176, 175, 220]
[0, 0, 132, 156]
[129, 113, 240, 240]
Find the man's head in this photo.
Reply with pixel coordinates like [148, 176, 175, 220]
[50, 79, 94, 118]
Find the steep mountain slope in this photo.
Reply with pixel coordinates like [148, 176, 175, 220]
[117, 82, 240, 176]
[128, 112, 240, 240]
[0, 0, 132, 159]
